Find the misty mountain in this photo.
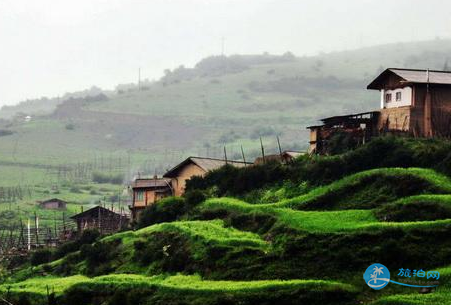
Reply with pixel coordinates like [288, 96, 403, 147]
[1, 39, 451, 178]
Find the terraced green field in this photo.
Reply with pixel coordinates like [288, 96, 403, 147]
[3, 166, 451, 304]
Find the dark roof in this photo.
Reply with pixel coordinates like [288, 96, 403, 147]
[367, 68, 451, 90]
[163, 157, 252, 178]
[307, 111, 379, 128]
[70, 206, 123, 220]
[131, 178, 172, 189]
[40, 198, 67, 204]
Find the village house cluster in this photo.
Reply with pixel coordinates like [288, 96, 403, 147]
[129, 153, 302, 220]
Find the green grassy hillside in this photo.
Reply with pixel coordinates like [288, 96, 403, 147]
[5, 149, 451, 304]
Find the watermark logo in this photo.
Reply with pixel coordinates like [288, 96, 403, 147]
[364, 263, 439, 290]
[363, 263, 390, 290]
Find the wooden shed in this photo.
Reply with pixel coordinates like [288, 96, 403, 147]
[70, 206, 129, 235]
[38, 198, 67, 210]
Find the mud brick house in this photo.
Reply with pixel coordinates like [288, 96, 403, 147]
[308, 68, 451, 153]
[130, 177, 173, 220]
[38, 198, 67, 210]
[70, 206, 129, 235]
[163, 157, 252, 197]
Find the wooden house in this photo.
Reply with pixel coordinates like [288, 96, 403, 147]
[254, 150, 304, 165]
[70, 206, 129, 235]
[38, 198, 67, 210]
[367, 68, 451, 137]
[130, 177, 173, 220]
[163, 157, 251, 196]
[308, 68, 451, 153]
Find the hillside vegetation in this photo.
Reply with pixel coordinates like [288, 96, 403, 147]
[4, 137, 451, 304]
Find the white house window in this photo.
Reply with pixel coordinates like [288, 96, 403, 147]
[396, 92, 402, 101]
[385, 93, 392, 102]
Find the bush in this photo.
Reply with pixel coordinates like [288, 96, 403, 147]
[30, 249, 52, 266]
[136, 197, 186, 229]
[92, 172, 123, 184]
[53, 229, 100, 259]
[80, 239, 121, 276]
[184, 190, 206, 208]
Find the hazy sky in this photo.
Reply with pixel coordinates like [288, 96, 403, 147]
[1, 0, 451, 106]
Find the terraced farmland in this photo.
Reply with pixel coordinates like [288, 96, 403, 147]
[4, 163, 451, 304]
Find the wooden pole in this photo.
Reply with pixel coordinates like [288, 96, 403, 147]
[27, 219, 31, 251]
[34, 212, 39, 247]
[224, 146, 228, 164]
[277, 136, 283, 162]
[260, 137, 266, 164]
[240, 145, 247, 166]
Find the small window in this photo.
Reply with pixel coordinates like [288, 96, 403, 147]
[385, 93, 392, 103]
[396, 92, 402, 101]
[136, 191, 144, 201]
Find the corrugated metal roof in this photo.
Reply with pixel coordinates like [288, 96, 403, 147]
[390, 68, 451, 84]
[191, 157, 249, 171]
[131, 178, 171, 189]
[164, 157, 252, 178]
[367, 68, 451, 89]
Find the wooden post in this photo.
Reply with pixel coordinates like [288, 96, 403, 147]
[34, 212, 39, 247]
[27, 219, 31, 251]
[223, 146, 228, 164]
[277, 136, 283, 161]
[260, 137, 266, 164]
[240, 145, 247, 165]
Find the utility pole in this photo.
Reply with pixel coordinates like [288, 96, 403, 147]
[260, 137, 266, 164]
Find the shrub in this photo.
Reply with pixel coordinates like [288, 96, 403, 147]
[53, 229, 100, 259]
[184, 190, 206, 208]
[80, 239, 121, 276]
[30, 249, 52, 266]
[92, 172, 123, 184]
[136, 197, 186, 229]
